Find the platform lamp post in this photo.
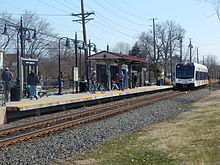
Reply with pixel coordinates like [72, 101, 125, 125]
[1, 23, 10, 49]
[88, 40, 97, 87]
[68, 33, 79, 93]
[58, 37, 70, 95]
[2, 19, 37, 98]
[58, 35, 83, 94]
[88, 40, 97, 56]
[18, 19, 37, 95]
[77, 41, 86, 81]
[188, 38, 193, 62]
[74, 33, 78, 93]
[177, 36, 183, 63]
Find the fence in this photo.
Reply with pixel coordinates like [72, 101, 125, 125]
[0, 82, 5, 106]
[37, 78, 88, 95]
[0, 78, 91, 100]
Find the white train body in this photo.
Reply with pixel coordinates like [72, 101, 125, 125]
[175, 62, 208, 89]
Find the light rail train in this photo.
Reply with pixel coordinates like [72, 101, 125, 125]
[174, 62, 208, 90]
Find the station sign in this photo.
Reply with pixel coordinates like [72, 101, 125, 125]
[22, 58, 38, 66]
[73, 67, 79, 81]
[0, 50, 3, 69]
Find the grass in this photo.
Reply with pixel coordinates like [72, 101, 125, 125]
[50, 90, 220, 165]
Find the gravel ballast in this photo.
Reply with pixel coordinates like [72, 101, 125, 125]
[0, 88, 210, 165]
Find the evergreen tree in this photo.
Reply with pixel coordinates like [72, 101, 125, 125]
[130, 43, 141, 57]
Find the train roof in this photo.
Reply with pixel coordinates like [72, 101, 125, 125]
[176, 62, 208, 72]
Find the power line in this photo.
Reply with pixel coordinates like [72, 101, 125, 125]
[0, 18, 61, 40]
[0, 15, 83, 41]
[96, 14, 141, 32]
[93, 0, 146, 26]
[87, 33, 108, 45]
[36, 0, 70, 14]
[92, 19, 135, 39]
[55, 29, 82, 33]
[0, 0, 22, 11]
[0, 13, 71, 16]
[53, 0, 76, 12]
[0, 18, 18, 26]
[89, 23, 134, 42]
[119, 0, 153, 17]
[102, 0, 147, 20]
[62, 0, 81, 11]
[85, 4, 142, 32]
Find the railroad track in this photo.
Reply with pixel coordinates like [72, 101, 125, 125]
[0, 90, 186, 148]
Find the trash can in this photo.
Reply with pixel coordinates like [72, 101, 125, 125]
[10, 86, 21, 101]
[79, 82, 87, 92]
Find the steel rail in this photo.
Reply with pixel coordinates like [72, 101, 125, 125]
[0, 91, 184, 148]
[0, 91, 177, 136]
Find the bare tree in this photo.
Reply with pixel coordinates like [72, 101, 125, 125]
[0, 11, 77, 81]
[137, 20, 185, 82]
[204, 54, 219, 79]
[0, 13, 17, 51]
[162, 20, 185, 80]
[112, 41, 131, 54]
[21, 11, 59, 59]
[200, 0, 220, 79]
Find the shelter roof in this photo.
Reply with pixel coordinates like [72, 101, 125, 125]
[88, 51, 148, 63]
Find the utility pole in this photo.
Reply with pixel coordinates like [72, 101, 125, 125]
[169, 31, 173, 84]
[107, 44, 109, 52]
[188, 38, 193, 62]
[71, 0, 94, 88]
[150, 18, 157, 83]
[150, 18, 157, 62]
[20, 17, 25, 98]
[75, 32, 78, 93]
[20, 17, 24, 58]
[178, 37, 183, 62]
[196, 47, 199, 63]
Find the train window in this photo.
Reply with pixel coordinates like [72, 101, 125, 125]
[201, 72, 205, 80]
[176, 65, 194, 79]
[205, 73, 208, 80]
[196, 71, 199, 80]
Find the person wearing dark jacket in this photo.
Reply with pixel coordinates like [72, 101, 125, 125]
[1, 67, 13, 102]
[27, 70, 40, 100]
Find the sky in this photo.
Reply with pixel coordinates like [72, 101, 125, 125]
[1, 0, 220, 62]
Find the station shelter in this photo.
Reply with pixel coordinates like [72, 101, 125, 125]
[88, 51, 148, 90]
[20, 58, 38, 97]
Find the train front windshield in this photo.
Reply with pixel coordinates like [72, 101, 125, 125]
[176, 64, 195, 79]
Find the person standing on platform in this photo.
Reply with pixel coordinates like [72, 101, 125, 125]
[57, 72, 64, 92]
[91, 71, 96, 92]
[218, 76, 220, 87]
[119, 71, 124, 91]
[27, 70, 40, 100]
[1, 67, 13, 102]
[133, 74, 137, 88]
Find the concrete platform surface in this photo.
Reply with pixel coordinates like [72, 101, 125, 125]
[5, 86, 173, 111]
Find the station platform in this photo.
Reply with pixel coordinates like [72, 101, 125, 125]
[0, 85, 173, 124]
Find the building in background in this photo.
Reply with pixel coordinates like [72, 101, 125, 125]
[1, 53, 17, 81]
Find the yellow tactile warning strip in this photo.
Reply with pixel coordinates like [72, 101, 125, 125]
[7, 86, 172, 108]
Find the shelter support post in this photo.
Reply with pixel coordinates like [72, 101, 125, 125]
[128, 63, 132, 89]
[105, 62, 111, 90]
[118, 63, 123, 89]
